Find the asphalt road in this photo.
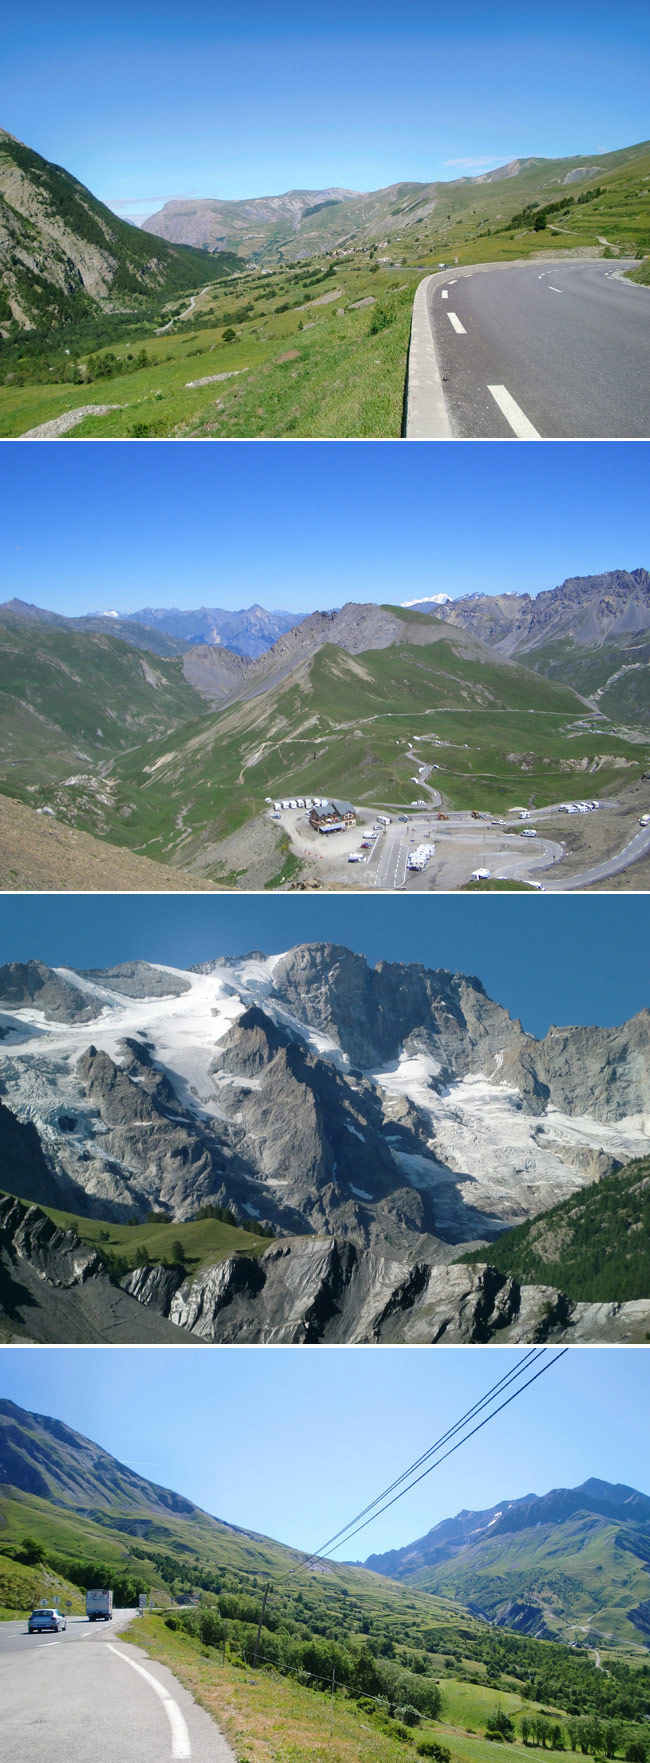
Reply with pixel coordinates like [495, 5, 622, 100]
[549, 817, 650, 889]
[428, 260, 650, 437]
[0, 1611, 234, 1763]
[373, 826, 408, 889]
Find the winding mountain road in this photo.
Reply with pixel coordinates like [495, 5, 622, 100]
[412, 259, 650, 437]
[0, 1611, 233, 1763]
[548, 816, 650, 889]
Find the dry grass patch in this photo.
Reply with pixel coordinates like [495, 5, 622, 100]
[125, 1615, 422, 1763]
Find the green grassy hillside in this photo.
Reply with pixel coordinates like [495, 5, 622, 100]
[459, 1156, 650, 1304]
[1, 617, 646, 879]
[0, 259, 418, 437]
[141, 140, 650, 269]
[6, 1194, 272, 1280]
[396, 1511, 650, 1650]
[104, 642, 646, 877]
[127, 1615, 650, 1763]
[2, 137, 648, 436]
[522, 634, 650, 726]
[0, 615, 207, 807]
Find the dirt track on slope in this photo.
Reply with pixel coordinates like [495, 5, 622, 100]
[0, 794, 220, 892]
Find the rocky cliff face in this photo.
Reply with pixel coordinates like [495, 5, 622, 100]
[1, 944, 648, 1256]
[0, 1197, 182, 1344]
[0, 128, 218, 335]
[122, 1234, 650, 1345]
[181, 603, 497, 708]
[436, 570, 650, 656]
[2, 1194, 649, 1346]
[0, 960, 98, 1023]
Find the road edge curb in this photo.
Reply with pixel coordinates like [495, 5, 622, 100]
[404, 275, 452, 439]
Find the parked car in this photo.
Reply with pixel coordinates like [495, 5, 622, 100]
[28, 1608, 67, 1633]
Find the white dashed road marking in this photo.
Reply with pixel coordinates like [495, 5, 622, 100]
[447, 311, 466, 334]
[107, 1646, 192, 1759]
[487, 384, 541, 439]
[548, 286, 563, 293]
[441, 289, 448, 298]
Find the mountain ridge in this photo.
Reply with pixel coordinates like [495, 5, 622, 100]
[362, 1476, 650, 1645]
[0, 127, 236, 338]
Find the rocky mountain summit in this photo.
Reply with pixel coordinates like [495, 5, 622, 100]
[180, 602, 498, 706]
[435, 570, 650, 657]
[362, 1477, 650, 1644]
[1, 942, 648, 1242]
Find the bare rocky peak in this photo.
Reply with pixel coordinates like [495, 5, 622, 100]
[141, 188, 357, 248]
[437, 568, 650, 655]
[270, 941, 516, 1072]
[185, 600, 494, 705]
[77, 961, 191, 999]
[0, 960, 96, 1024]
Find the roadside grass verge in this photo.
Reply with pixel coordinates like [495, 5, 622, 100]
[0, 266, 418, 439]
[123, 1617, 603, 1763]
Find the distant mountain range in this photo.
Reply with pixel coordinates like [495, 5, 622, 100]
[139, 141, 650, 262]
[363, 1478, 650, 1645]
[141, 187, 358, 253]
[433, 569, 650, 726]
[123, 602, 306, 657]
[0, 599, 305, 660]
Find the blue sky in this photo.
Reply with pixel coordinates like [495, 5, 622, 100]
[2, 442, 648, 618]
[2, 3, 650, 216]
[1, 1347, 647, 1556]
[0, 894, 648, 1042]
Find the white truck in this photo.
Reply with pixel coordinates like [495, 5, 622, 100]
[86, 1588, 113, 1622]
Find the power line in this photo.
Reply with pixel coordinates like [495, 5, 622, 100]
[294, 1348, 545, 1570]
[301, 1349, 568, 1570]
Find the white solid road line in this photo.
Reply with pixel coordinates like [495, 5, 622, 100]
[108, 1645, 192, 1759]
[447, 311, 466, 334]
[547, 286, 563, 293]
[487, 384, 541, 439]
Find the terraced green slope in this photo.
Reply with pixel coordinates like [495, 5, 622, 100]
[104, 639, 645, 874]
[142, 140, 650, 269]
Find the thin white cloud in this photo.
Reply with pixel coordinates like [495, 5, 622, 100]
[107, 190, 198, 209]
[444, 156, 507, 169]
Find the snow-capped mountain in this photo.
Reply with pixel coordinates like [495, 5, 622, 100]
[0, 943, 648, 1251]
